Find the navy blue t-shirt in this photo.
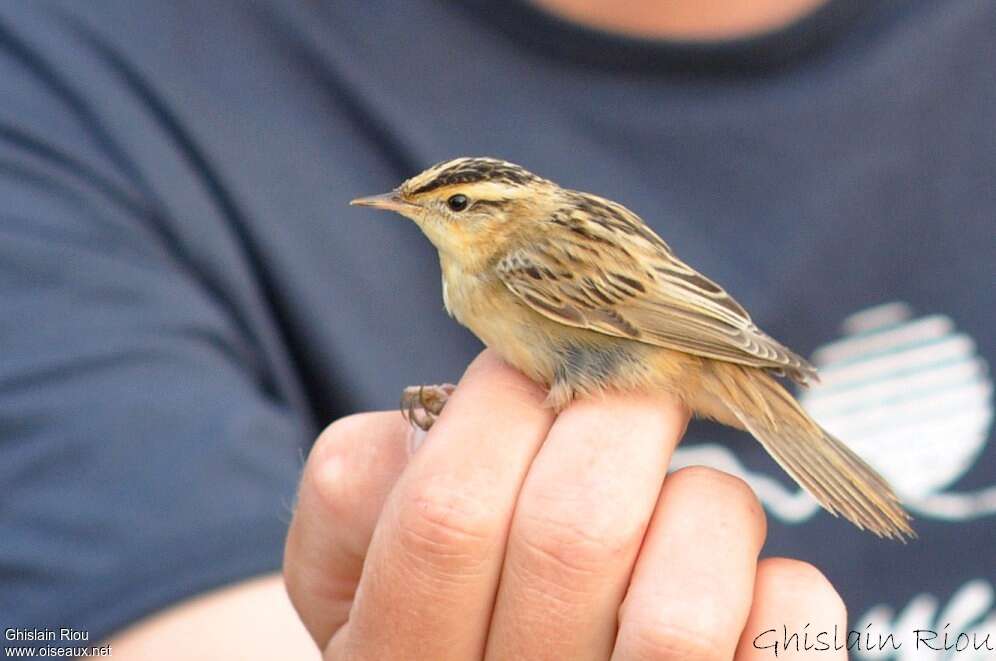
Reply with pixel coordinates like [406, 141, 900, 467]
[1, 0, 993, 651]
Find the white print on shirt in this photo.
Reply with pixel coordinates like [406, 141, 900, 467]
[854, 579, 996, 660]
[672, 302, 996, 523]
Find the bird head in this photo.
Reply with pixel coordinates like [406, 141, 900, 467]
[351, 157, 559, 269]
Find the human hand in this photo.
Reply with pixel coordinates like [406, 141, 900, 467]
[284, 350, 847, 660]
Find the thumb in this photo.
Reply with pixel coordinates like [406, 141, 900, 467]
[284, 411, 413, 648]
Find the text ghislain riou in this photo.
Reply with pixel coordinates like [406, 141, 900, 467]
[753, 623, 994, 657]
[5, 627, 88, 642]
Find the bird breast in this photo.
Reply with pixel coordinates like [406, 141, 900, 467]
[440, 253, 563, 385]
[438, 253, 670, 403]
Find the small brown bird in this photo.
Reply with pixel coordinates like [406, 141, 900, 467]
[352, 157, 914, 540]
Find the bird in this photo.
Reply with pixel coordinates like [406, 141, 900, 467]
[351, 156, 914, 540]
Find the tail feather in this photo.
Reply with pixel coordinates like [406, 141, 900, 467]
[706, 363, 915, 541]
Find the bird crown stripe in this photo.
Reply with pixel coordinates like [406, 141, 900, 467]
[408, 158, 539, 195]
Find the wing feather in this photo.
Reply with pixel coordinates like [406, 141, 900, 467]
[497, 194, 818, 384]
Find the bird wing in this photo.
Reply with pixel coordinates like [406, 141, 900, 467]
[496, 193, 818, 384]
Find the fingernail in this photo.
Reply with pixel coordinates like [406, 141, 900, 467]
[407, 426, 429, 455]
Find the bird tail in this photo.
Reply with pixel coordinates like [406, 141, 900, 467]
[704, 362, 915, 541]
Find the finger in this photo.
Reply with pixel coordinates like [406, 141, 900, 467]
[613, 466, 767, 660]
[735, 558, 848, 660]
[330, 350, 555, 660]
[486, 392, 690, 661]
[284, 411, 412, 648]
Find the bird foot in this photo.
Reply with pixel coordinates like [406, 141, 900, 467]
[400, 383, 456, 431]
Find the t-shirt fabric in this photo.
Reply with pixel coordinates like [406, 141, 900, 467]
[1, 0, 993, 649]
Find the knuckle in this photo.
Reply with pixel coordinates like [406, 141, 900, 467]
[304, 417, 366, 518]
[395, 478, 499, 572]
[760, 558, 848, 621]
[312, 413, 367, 458]
[617, 619, 725, 661]
[760, 557, 831, 590]
[668, 466, 765, 529]
[515, 496, 643, 576]
[669, 466, 753, 502]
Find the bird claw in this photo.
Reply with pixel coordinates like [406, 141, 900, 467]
[400, 383, 456, 431]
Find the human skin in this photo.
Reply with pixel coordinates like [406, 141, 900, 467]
[531, 0, 829, 40]
[283, 351, 848, 660]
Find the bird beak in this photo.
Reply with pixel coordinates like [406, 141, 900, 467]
[349, 190, 414, 213]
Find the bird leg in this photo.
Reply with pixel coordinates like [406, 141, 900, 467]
[400, 383, 456, 431]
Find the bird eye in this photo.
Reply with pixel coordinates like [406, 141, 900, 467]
[447, 194, 469, 212]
